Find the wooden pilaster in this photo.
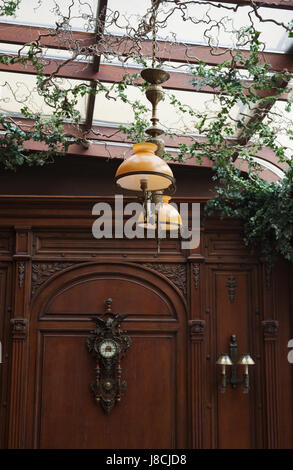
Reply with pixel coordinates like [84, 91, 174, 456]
[262, 319, 280, 449]
[188, 257, 205, 448]
[7, 227, 32, 448]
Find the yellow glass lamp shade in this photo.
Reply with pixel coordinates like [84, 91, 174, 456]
[137, 196, 182, 231]
[115, 142, 175, 192]
[137, 209, 156, 230]
[158, 196, 182, 231]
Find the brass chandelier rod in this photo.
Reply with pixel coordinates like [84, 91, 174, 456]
[150, 0, 159, 68]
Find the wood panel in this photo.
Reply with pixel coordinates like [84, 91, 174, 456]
[33, 230, 183, 260]
[0, 233, 13, 256]
[36, 330, 178, 449]
[25, 262, 187, 449]
[204, 232, 248, 258]
[0, 197, 292, 449]
[204, 265, 261, 449]
[262, 260, 293, 448]
[46, 278, 172, 319]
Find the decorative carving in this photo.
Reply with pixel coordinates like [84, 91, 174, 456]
[193, 264, 200, 289]
[17, 262, 25, 288]
[31, 262, 76, 296]
[262, 320, 279, 340]
[262, 318, 280, 447]
[265, 263, 272, 289]
[10, 318, 28, 340]
[86, 298, 131, 414]
[226, 274, 237, 302]
[189, 319, 205, 341]
[142, 263, 187, 297]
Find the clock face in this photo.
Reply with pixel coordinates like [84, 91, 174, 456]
[99, 339, 118, 358]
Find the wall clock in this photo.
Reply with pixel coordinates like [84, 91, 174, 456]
[86, 298, 131, 414]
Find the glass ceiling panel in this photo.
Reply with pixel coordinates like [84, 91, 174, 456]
[0, 42, 93, 63]
[0, 71, 88, 119]
[107, 0, 293, 53]
[264, 100, 293, 158]
[93, 81, 253, 138]
[1, 0, 99, 31]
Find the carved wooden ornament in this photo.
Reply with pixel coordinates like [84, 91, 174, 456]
[226, 274, 237, 303]
[86, 298, 131, 414]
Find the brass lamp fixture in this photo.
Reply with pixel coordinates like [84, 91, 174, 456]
[216, 354, 232, 394]
[137, 194, 182, 230]
[216, 334, 255, 394]
[114, 0, 182, 250]
[115, 141, 175, 193]
[115, 64, 176, 195]
[157, 195, 182, 232]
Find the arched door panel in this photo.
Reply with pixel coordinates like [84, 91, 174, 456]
[26, 263, 187, 449]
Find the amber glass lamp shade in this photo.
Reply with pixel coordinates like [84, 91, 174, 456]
[115, 142, 175, 192]
[158, 196, 182, 231]
[137, 210, 156, 230]
[137, 195, 182, 231]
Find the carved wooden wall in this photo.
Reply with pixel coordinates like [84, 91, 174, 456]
[0, 197, 292, 449]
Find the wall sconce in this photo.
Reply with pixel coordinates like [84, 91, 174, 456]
[216, 334, 255, 394]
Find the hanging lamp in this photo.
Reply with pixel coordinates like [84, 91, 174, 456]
[157, 195, 182, 231]
[115, 142, 175, 192]
[113, 0, 182, 252]
[137, 194, 182, 231]
[115, 0, 175, 195]
[115, 66, 176, 194]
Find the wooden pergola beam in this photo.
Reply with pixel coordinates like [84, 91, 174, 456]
[0, 23, 292, 72]
[0, 60, 289, 100]
[0, 23, 95, 49]
[218, 0, 293, 9]
[0, 118, 287, 172]
[0, 134, 280, 181]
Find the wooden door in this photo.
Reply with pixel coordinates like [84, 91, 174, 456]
[25, 262, 188, 449]
[204, 264, 262, 449]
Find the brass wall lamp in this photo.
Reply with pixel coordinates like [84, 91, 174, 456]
[216, 334, 255, 394]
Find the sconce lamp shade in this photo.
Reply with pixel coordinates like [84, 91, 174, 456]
[216, 354, 232, 366]
[238, 354, 255, 365]
[115, 142, 175, 192]
[158, 196, 182, 231]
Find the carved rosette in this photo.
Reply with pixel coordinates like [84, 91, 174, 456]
[31, 262, 76, 296]
[189, 319, 205, 342]
[226, 274, 237, 303]
[141, 263, 187, 297]
[10, 318, 28, 340]
[262, 320, 279, 341]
